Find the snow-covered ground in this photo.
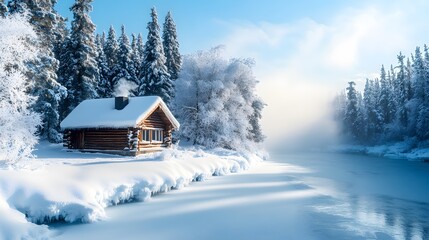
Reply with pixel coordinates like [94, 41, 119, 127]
[0, 142, 263, 240]
[53, 151, 429, 240]
[2, 143, 428, 240]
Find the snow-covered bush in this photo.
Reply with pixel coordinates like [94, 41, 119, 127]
[0, 13, 41, 165]
[173, 46, 265, 151]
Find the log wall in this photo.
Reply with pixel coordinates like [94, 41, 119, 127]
[63, 106, 175, 154]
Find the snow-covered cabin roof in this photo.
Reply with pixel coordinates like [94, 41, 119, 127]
[60, 96, 180, 130]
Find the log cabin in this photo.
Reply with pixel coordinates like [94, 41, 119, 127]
[60, 96, 180, 156]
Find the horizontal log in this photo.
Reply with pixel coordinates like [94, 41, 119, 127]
[83, 145, 127, 150]
[83, 132, 129, 136]
[84, 137, 128, 142]
[85, 142, 128, 146]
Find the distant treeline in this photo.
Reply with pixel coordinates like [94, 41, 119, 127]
[334, 45, 429, 145]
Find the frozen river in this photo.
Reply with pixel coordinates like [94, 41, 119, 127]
[53, 152, 429, 239]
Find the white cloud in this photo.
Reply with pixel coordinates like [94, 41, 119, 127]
[215, 1, 429, 148]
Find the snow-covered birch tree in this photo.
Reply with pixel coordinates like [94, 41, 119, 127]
[8, 0, 67, 143]
[0, 13, 41, 165]
[173, 47, 265, 151]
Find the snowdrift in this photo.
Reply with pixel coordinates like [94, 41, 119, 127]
[0, 144, 264, 240]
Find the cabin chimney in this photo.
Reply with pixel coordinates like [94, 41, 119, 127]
[115, 96, 129, 110]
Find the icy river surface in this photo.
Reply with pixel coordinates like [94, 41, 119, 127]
[53, 152, 429, 240]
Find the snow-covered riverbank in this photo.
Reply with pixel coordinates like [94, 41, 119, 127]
[54, 152, 429, 240]
[329, 140, 429, 162]
[0, 142, 264, 240]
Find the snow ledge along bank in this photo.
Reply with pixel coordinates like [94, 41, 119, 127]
[0, 145, 265, 235]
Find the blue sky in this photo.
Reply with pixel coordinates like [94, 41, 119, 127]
[55, 0, 429, 145]
[55, 0, 352, 54]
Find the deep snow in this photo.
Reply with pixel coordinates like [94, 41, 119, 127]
[0, 142, 263, 240]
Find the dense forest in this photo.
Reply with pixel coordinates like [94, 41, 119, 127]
[0, 0, 264, 164]
[335, 44, 429, 147]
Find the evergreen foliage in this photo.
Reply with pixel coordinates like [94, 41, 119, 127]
[131, 34, 140, 78]
[104, 25, 120, 93]
[335, 44, 429, 144]
[138, 7, 173, 104]
[114, 25, 138, 88]
[0, 0, 7, 17]
[64, 0, 99, 115]
[162, 11, 182, 81]
[95, 33, 111, 98]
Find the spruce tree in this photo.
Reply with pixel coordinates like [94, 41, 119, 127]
[58, 35, 74, 120]
[345, 81, 363, 141]
[114, 25, 138, 87]
[8, 0, 67, 143]
[138, 7, 173, 103]
[379, 65, 394, 127]
[104, 25, 119, 93]
[395, 53, 408, 130]
[413, 46, 429, 139]
[131, 34, 142, 80]
[67, 0, 99, 111]
[0, 0, 7, 17]
[95, 33, 111, 98]
[137, 33, 145, 62]
[162, 11, 182, 81]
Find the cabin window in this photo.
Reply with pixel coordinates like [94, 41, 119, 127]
[142, 130, 150, 142]
[151, 129, 163, 143]
[141, 129, 163, 143]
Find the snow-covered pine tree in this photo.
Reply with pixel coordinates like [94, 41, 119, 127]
[95, 33, 111, 98]
[412, 46, 429, 140]
[67, 0, 99, 110]
[114, 25, 138, 88]
[57, 35, 74, 120]
[363, 78, 383, 142]
[137, 33, 145, 62]
[8, 0, 67, 143]
[52, 9, 69, 62]
[138, 7, 173, 103]
[162, 11, 182, 82]
[131, 34, 142, 81]
[0, 13, 41, 164]
[333, 91, 347, 131]
[0, 0, 7, 17]
[379, 65, 395, 134]
[104, 25, 119, 94]
[249, 98, 266, 143]
[394, 53, 409, 132]
[344, 81, 364, 142]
